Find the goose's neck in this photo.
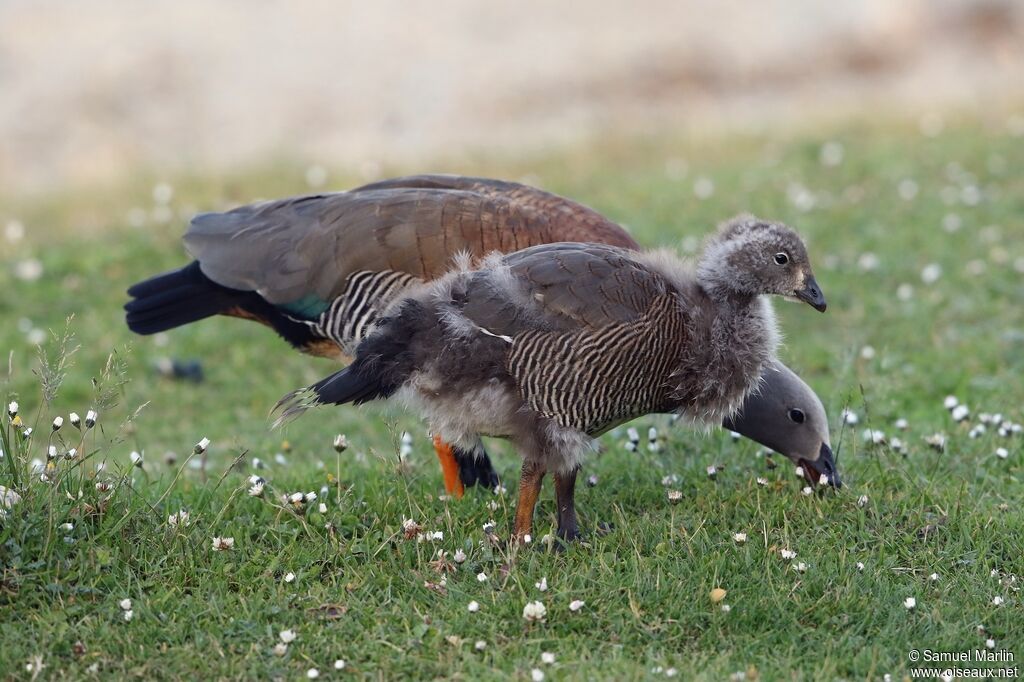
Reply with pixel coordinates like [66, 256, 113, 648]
[698, 277, 757, 312]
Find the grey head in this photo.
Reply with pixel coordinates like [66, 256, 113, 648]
[722, 362, 841, 488]
[697, 215, 827, 312]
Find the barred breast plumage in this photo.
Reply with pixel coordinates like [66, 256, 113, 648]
[508, 294, 688, 434]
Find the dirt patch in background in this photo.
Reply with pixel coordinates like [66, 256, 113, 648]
[1, 0, 1021, 194]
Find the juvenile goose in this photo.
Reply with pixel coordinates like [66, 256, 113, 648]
[126, 174, 639, 494]
[277, 219, 827, 541]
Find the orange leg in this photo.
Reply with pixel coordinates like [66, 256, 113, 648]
[433, 435, 465, 499]
[513, 460, 546, 540]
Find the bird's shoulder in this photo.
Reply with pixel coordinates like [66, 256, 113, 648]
[450, 243, 693, 335]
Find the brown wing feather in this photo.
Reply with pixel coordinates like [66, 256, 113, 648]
[184, 175, 639, 306]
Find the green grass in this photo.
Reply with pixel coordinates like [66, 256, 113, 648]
[1, 118, 1023, 680]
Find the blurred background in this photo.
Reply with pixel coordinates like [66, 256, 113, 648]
[2, 0, 1022, 195]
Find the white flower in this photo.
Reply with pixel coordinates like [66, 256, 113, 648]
[756, 477, 768, 486]
[894, 418, 908, 430]
[194, 437, 211, 454]
[248, 477, 265, 497]
[212, 536, 234, 551]
[943, 395, 959, 410]
[0, 486, 22, 509]
[841, 409, 859, 425]
[333, 434, 348, 452]
[793, 562, 807, 573]
[951, 405, 969, 422]
[168, 509, 189, 526]
[706, 465, 718, 478]
[986, 639, 996, 649]
[992, 596, 1005, 606]
[794, 466, 804, 478]
[284, 572, 295, 583]
[69, 412, 81, 428]
[818, 474, 830, 486]
[482, 521, 496, 534]
[84, 410, 97, 428]
[721, 604, 732, 613]
[780, 549, 797, 560]
[693, 176, 714, 199]
[541, 651, 556, 665]
[477, 572, 488, 582]
[865, 429, 886, 445]
[279, 629, 297, 643]
[318, 502, 327, 514]
[64, 448, 77, 460]
[802, 486, 814, 496]
[334, 660, 346, 670]
[535, 577, 548, 592]
[857, 495, 869, 507]
[569, 599, 585, 612]
[647, 427, 660, 452]
[7, 401, 18, 417]
[272, 643, 288, 656]
[305, 491, 318, 503]
[290, 492, 305, 504]
[60, 522, 74, 532]
[531, 669, 545, 682]
[921, 263, 942, 284]
[860, 345, 875, 360]
[661, 474, 680, 486]
[928, 573, 939, 581]
[666, 668, 679, 678]
[52, 416, 63, 431]
[856, 562, 865, 571]
[667, 489, 683, 503]
[474, 640, 487, 651]
[453, 549, 467, 563]
[467, 601, 479, 613]
[307, 669, 319, 679]
[733, 533, 747, 544]
[119, 598, 132, 611]
[904, 597, 916, 610]
[129, 451, 143, 467]
[123, 610, 134, 622]
[996, 448, 1009, 460]
[522, 600, 547, 622]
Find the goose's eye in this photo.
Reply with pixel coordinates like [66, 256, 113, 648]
[774, 252, 790, 265]
[788, 408, 805, 424]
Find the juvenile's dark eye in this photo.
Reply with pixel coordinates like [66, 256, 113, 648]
[788, 408, 805, 424]
[774, 252, 790, 265]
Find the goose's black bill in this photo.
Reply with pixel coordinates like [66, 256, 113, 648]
[799, 442, 841, 488]
[795, 276, 827, 312]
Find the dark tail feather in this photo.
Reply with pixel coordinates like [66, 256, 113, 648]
[125, 261, 240, 335]
[272, 364, 391, 427]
